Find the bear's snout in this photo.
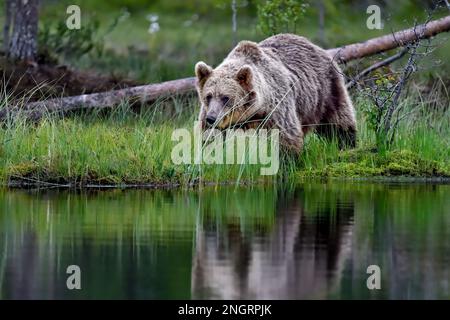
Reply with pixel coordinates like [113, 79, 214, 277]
[206, 116, 216, 126]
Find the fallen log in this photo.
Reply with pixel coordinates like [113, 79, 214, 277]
[0, 77, 197, 120]
[327, 15, 450, 62]
[2, 15, 450, 121]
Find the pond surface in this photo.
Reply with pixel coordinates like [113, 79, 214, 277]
[0, 182, 449, 299]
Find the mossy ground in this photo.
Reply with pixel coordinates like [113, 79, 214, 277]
[298, 149, 450, 179]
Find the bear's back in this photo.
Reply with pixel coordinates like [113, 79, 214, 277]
[259, 34, 334, 78]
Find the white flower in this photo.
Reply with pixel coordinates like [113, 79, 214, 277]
[148, 22, 160, 34]
[146, 14, 159, 23]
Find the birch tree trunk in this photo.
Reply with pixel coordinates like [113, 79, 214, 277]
[6, 0, 39, 61]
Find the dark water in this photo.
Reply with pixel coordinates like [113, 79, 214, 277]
[0, 182, 449, 300]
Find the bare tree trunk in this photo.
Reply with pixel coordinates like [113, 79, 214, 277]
[7, 0, 39, 61]
[232, 0, 238, 46]
[317, 0, 326, 45]
[3, 0, 14, 54]
[2, 15, 450, 121]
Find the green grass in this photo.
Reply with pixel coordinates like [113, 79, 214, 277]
[0, 95, 277, 186]
[1, 90, 449, 187]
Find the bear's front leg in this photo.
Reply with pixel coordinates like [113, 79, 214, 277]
[279, 128, 304, 154]
[275, 119, 304, 154]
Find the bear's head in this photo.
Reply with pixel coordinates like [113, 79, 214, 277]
[195, 60, 262, 130]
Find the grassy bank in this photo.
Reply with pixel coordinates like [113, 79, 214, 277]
[1, 2, 449, 187]
[1, 92, 449, 188]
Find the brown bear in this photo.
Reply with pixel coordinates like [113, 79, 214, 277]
[195, 33, 356, 152]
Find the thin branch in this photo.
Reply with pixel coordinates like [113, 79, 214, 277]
[444, 0, 450, 10]
[346, 47, 409, 89]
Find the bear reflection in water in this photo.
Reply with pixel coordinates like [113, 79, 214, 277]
[191, 191, 354, 299]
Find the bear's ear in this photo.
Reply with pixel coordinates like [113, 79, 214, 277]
[236, 65, 253, 91]
[234, 41, 260, 61]
[195, 61, 213, 88]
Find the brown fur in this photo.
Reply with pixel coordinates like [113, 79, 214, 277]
[195, 34, 357, 152]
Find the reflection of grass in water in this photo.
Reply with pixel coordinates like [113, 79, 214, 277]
[294, 182, 450, 299]
[2, 183, 448, 241]
[346, 183, 450, 299]
[0, 186, 278, 241]
[0, 183, 449, 298]
[0, 187, 276, 299]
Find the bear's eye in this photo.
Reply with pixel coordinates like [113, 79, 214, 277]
[205, 94, 212, 104]
[221, 96, 230, 106]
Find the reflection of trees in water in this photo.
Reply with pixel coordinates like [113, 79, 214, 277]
[346, 185, 450, 300]
[2, 230, 59, 299]
[192, 189, 355, 299]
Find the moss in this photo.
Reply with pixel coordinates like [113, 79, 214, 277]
[297, 149, 450, 179]
[6, 162, 40, 177]
[381, 150, 448, 177]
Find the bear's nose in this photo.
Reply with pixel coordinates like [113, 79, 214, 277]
[206, 116, 216, 126]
